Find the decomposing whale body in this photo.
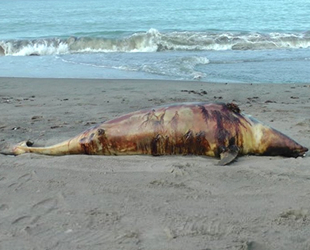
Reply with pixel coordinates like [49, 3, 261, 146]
[2, 102, 308, 165]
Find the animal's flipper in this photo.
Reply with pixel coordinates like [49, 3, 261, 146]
[218, 145, 239, 166]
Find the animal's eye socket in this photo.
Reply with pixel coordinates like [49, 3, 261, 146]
[97, 129, 105, 135]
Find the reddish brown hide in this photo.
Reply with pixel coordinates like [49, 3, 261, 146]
[3, 102, 308, 164]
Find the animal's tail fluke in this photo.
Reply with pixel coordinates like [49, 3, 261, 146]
[0, 139, 83, 156]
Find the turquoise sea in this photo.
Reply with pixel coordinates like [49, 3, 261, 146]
[1, 0, 310, 83]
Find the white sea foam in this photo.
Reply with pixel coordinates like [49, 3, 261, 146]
[58, 53, 209, 81]
[14, 43, 69, 56]
[1, 29, 310, 56]
[0, 40, 69, 56]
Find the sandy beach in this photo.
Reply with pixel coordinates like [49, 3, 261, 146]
[0, 77, 309, 250]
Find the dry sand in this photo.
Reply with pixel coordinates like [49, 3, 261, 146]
[0, 77, 309, 250]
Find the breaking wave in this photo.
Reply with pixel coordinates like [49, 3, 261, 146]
[1, 29, 310, 56]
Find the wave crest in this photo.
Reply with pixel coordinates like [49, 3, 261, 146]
[1, 29, 310, 56]
[0, 39, 69, 56]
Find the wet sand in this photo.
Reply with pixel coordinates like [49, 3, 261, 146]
[0, 77, 309, 250]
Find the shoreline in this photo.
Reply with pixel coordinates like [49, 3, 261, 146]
[1, 76, 310, 84]
[1, 77, 310, 249]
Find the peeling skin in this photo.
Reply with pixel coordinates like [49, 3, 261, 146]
[5, 102, 308, 159]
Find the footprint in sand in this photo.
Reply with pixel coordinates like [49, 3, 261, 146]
[10, 197, 60, 233]
[31, 197, 59, 214]
[18, 173, 32, 182]
[10, 214, 42, 236]
[7, 171, 37, 190]
[11, 215, 40, 226]
[11, 215, 32, 225]
[7, 175, 30, 190]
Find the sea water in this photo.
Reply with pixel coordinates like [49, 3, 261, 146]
[1, 0, 310, 83]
